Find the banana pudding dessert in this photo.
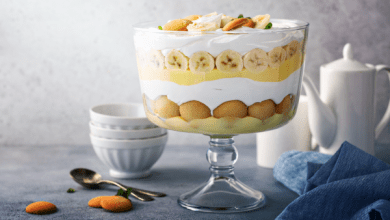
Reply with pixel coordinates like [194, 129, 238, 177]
[133, 13, 307, 135]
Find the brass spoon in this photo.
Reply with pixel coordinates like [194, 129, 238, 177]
[70, 168, 166, 201]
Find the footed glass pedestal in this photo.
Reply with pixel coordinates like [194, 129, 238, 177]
[178, 137, 266, 213]
[133, 18, 309, 213]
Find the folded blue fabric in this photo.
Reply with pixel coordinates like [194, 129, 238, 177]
[274, 150, 331, 195]
[274, 141, 390, 220]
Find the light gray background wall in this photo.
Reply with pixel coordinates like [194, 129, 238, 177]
[1, 0, 390, 147]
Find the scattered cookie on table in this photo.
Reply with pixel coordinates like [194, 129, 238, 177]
[26, 201, 57, 215]
[88, 195, 133, 212]
[101, 196, 133, 212]
[88, 196, 112, 208]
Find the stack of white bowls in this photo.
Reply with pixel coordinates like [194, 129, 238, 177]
[89, 103, 167, 179]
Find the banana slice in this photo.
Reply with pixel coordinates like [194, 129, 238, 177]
[221, 15, 235, 28]
[252, 14, 271, 29]
[268, 47, 286, 68]
[216, 50, 243, 73]
[286, 40, 300, 59]
[189, 51, 215, 73]
[148, 50, 165, 69]
[165, 49, 189, 70]
[243, 48, 269, 73]
[187, 22, 219, 31]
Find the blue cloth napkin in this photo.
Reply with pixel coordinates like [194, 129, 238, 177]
[273, 141, 390, 220]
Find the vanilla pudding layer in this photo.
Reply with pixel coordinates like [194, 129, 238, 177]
[139, 50, 303, 85]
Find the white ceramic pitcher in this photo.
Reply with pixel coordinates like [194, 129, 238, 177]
[302, 43, 390, 155]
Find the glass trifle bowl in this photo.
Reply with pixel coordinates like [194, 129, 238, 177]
[133, 16, 308, 213]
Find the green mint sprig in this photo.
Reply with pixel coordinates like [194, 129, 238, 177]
[158, 26, 162, 30]
[67, 188, 75, 193]
[265, 22, 272, 29]
[238, 14, 244, 18]
[116, 188, 133, 198]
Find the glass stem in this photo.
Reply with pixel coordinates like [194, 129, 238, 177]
[207, 137, 238, 179]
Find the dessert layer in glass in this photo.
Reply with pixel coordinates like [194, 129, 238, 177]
[134, 19, 308, 135]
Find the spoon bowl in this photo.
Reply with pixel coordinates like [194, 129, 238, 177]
[70, 168, 104, 189]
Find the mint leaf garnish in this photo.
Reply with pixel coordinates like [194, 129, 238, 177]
[158, 26, 162, 30]
[116, 188, 132, 198]
[238, 14, 243, 18]
[67, 188, 75, 193]
[265, 22, 272, 29]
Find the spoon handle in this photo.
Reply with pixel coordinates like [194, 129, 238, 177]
[100, 180, 154, 202]
[130, 189, 155, 202]
[122, 186, 166, 197]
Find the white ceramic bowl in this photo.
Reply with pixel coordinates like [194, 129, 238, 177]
[89, 121, 167, 140]
[90, 133, 168, 179]
[90, 103, 156, 130]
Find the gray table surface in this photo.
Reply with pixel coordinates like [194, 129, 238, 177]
[1, 141, 390, 220]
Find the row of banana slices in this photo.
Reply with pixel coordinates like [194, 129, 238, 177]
[147, 40, 303, 74]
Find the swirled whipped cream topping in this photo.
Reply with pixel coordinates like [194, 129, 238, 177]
[133, 14, 305, 57]
[187, 13, 222, 31]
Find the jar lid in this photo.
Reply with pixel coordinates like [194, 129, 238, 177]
[322, 43, 372, 71]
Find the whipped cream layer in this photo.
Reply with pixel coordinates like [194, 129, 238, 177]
[133, 19, 305, 58]
[141, 67, 301, 111]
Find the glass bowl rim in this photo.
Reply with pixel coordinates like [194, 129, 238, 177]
[133, 19, 309, 34]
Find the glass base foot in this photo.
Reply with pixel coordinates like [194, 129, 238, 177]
[178, 174, 266, 213]
[178, 137, 266, 213]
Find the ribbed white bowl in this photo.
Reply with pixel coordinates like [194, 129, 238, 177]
[90, 103, 156, 129]
[89, 121, 166, 140]
[90, 134, 168, 178]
